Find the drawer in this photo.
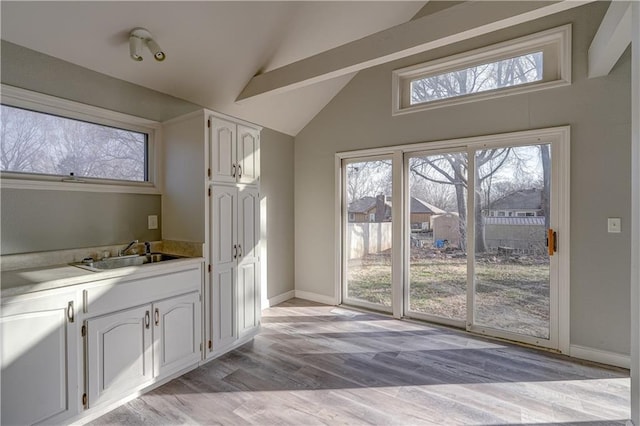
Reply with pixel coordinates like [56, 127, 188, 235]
[84, 265, 201, 317]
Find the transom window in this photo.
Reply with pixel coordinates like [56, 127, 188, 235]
[393, 25, 571, 115]
[409, 51, 543, 105]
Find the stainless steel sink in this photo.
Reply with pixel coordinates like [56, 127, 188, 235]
[72, 253, 182, 271]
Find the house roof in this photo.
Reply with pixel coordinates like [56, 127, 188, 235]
[349, 196, 445, 214]
[410, 197, 446, 215]
[489, 188, 543, 211]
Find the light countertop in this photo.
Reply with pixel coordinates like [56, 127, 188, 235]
[1, 256, 204, 298]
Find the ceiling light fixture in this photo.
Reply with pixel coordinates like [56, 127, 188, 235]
[129, 28, 165, 62]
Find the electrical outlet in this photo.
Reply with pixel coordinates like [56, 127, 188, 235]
[607, 217, 621, 233]
[148, 215, 158, 230]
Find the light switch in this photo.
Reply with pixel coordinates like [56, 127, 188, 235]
[148, 215, 158, 230]
[607, 217, 621, 233]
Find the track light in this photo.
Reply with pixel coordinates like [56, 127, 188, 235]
[129, 28, 165, 62]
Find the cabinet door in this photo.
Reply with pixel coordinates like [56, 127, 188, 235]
[209, 185, 238, 353]
[86, 305, 153, 408]
[237, 187, 261, 337]
[1, 293, 79, 425]
[210, 116, 237, 183]
[237, 125, 260, 185]
[153, 292, 201, 378]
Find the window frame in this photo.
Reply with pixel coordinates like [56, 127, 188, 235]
[0, 85, 162, 194]
[392, 24, 571, 115]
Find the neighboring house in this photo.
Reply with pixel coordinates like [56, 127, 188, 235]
[485, 188, 544, 218]
[347, 195, 445, 227]
[409, 197, 446, 230]
[347, 195, 392, 222]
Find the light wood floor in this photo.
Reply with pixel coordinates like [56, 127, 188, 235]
[90, 298, 630, 425]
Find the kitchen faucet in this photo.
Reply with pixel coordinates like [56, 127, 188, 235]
[118, 240, 139, 257]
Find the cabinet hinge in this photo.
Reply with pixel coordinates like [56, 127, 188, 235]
[207, 168, 211, 178]
[207, 119, 211, 128]
[208, 264, 211, 273]
[82, 393, 87, 408]
[81, 325, 86, 337]
[200, 342, 203, 351]
[208, 188, 211, 197]
[208, 340, 212, 350]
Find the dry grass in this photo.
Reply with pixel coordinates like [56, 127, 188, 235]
[347, 247, 550, 339]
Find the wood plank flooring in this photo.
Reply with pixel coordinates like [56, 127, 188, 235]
[90, 298, 630, 425]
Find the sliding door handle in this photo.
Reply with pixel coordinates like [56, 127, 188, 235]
[547, 228, 557, 256]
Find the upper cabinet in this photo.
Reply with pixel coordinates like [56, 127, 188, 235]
[209, 117, 260, 186]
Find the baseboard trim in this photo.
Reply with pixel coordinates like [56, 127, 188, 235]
[264, 290, 295, 308]
[294, 290, 337, 306]
[570, 344, 630, 369]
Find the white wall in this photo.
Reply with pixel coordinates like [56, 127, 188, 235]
[261, 128, 296, 301]
[294, 3, 632, 355]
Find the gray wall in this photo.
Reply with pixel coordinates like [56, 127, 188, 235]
[1, 190, 161, 254]
[294, 3, 632, 355]
[1, 42, 296, 305]
[0, 41, 200, 254]
[261, 128, 295, 300]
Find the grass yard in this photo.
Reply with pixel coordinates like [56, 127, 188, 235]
[347, 247, 550, 339]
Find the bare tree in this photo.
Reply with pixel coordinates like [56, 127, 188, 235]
[346, 160, 392, 203]
[410, 149, 510, 252]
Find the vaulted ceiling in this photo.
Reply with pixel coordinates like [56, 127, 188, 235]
[0, 1, 426, 135]
[1, 1, 605, 136]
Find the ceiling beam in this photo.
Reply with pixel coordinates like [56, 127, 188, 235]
[237, 1, 593, 103]
[588, 1, 632, 79]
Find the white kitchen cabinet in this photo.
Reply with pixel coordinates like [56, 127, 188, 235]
[237, 186, 261, 338]
[208, 185, 261, 356]
[85, 291, 201, 409]
[210, 117, 260, 186]
[153, 291, 201, 378]
[163, 109, 262, 361]
[236, 124, 260, 185]
[86, 304, 153, 408]
[1, 290, 79, 425]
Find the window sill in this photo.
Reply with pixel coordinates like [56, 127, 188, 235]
[0, 177, 161, 195]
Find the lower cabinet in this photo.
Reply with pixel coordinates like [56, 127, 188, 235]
[85, 291, 201, 409]
[1, 290, 79, 425]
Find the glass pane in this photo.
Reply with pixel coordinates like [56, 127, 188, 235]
[474, 144, 551, 339]
[0, 104, 147, 182]
[344, 159, 393, 308]
[407, 153, 467, 320]
[410, 51, 543, 105]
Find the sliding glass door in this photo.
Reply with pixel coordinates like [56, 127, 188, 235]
[471, 143, 555, 344]
[406, 151, 468, 325]
[342, 157, 394, 312]
[339, 128, 568, 351]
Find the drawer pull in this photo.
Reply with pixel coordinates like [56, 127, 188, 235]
[67, 301, 75, 323]
[154, 308, 160, 326]
[145, 311, 150, 329]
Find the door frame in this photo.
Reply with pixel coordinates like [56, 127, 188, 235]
[336, 126, 570, 353]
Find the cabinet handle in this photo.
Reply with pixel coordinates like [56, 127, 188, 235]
[154, 308, 159, 326]
[67, 301, 75, 323]
[233, 244, 237, 259]
[145, 311, 150, 329]
[238, 244, 242, 258]
[238, 164, 242, 179]
[232, 163, 236, 178]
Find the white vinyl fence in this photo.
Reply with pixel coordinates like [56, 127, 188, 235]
[347, 222, 392, 259]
